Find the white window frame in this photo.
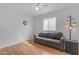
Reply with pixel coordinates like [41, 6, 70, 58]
[43, 17, 56, 31]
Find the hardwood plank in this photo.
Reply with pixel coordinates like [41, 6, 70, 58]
[0, 39, 78, 55]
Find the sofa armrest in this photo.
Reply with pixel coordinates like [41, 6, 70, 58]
[34, 33, 39, 42]
[60, 36, 65, 41]
[60, 36, 65, 51]
[60, 38, 64, 45]
[60, 36, 65, 43]
[34, 33, 39, 38]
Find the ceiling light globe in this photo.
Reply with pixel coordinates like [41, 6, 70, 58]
[35, 7, 39, 11]
[68, 26, 73, 30]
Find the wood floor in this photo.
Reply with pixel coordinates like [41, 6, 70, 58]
[0, 40, 78, 55]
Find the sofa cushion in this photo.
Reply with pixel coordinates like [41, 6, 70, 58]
[36, 37, 61, 45]
[48, 32, 63, 40]
[39, 33, 48, 38]
[36, 37, 60, 43]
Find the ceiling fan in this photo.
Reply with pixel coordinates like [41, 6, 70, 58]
[34, 3, 48, 11]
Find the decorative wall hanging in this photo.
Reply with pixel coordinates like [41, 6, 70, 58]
[23, 20, 28, 25]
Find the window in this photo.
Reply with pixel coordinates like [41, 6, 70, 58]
[43, 17, 56, 31]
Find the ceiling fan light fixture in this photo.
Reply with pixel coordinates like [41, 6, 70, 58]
[35, 7, 40, 11]
[34, 3, 48, 11]
[35, 6, 40, 11]
[34, 3, 40, 11]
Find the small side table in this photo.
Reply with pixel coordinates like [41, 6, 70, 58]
[65, 39, 78, 55]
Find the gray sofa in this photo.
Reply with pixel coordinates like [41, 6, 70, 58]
[34, 32, 65, 51]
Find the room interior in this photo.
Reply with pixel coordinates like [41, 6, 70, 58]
[0, 3, 79, 55]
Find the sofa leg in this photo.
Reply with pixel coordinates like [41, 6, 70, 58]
[60, 50, 63, 52]
[34, 39, 37, 43]
[34, 39, 36, 43]
[60, 49, 64, 52]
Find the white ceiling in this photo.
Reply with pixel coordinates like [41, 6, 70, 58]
[0, 3, 79, 16]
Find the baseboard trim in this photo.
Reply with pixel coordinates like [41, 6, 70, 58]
[0, 40, 26, 49]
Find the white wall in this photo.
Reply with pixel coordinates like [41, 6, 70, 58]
[34, 6, 79, 42]
[0, 6, 34, 48]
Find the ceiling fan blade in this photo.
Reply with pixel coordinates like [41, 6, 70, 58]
[42, 4, 48, 7]
[33, 3, 48, 8]
[35, 3, 40, 6]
